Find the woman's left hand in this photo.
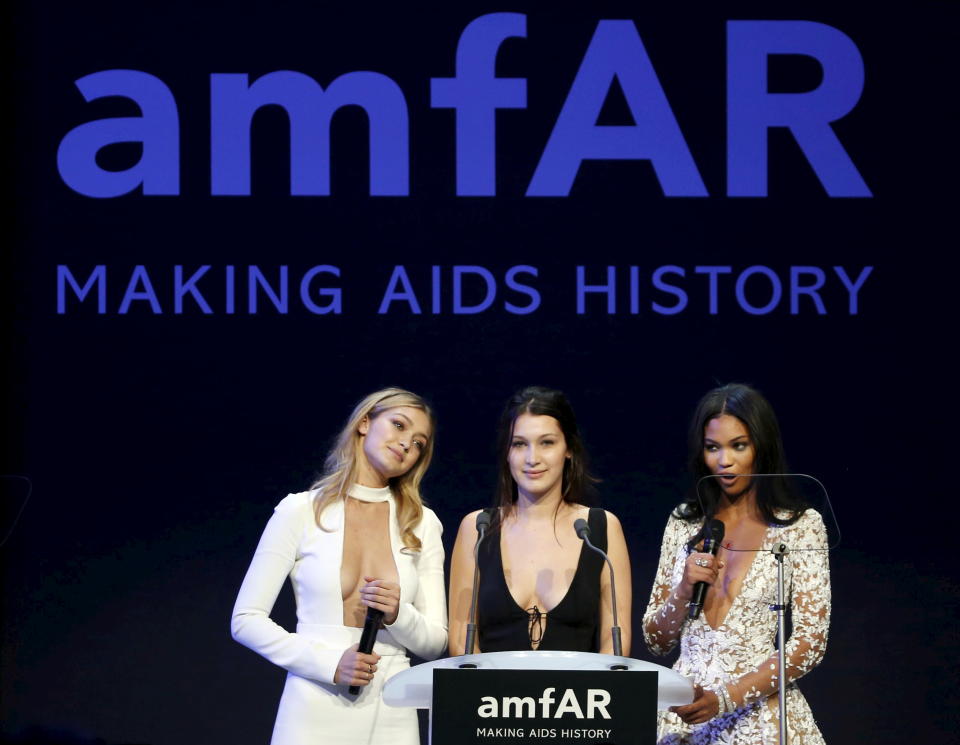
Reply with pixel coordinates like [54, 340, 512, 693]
[669, 685, 719, 724]
[361, 577, 401, 625]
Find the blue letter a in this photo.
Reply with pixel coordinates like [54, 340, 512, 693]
[57, 70, 179, 197]
[528, 21, 706, 197]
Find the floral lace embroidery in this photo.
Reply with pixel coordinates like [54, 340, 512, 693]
[642, 511, 831, 744]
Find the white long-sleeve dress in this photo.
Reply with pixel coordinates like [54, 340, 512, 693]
[643, 510, 830, 745]
[232, 484, 447, 745]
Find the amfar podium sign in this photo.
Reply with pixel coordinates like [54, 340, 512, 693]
[432, 668, 657, 744]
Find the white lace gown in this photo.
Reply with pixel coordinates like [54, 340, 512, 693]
[643, 510, 830, 745]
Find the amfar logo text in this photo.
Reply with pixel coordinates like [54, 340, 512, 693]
[477, 687, 612, 719]
[56, 15, 870, 198]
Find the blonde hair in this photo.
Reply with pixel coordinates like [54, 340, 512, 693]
[311, 388, 436, 551]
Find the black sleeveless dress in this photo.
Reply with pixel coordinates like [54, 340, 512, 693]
[476, 507, 607, 652]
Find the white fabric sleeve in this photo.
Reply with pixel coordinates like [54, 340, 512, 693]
[230, 496, 343, 685]
[642, 515, 690, 656]
[730, 511, 831, 707]
[384, 509, 448, 660]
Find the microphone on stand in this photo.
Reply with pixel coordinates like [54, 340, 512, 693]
[574, 517, 625, 664]
[348, 606, 384, 695]
[461, 510, 492, 662]
[688, 519, 725, 620]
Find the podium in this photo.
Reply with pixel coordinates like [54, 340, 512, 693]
[383, 651, 693, 745]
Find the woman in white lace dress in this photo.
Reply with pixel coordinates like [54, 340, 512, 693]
[643, 384, 830, 744]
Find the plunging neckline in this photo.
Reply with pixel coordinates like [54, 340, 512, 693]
[476, 507, 607, 653]
[499, 531, 587, 618]
[337, 485, 400, 628]
[701, 522, 771, 631]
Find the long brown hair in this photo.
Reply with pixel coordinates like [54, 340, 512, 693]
[493, 386, 597, 516]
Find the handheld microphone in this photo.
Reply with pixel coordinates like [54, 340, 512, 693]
[348, 606, 384, 695]
[688, 519, 725, 620]
[574, 517, 625, 661]
[462, 510, 492, 660]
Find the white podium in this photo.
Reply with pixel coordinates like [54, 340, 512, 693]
[384, 651, 692, 744]
[384, 650, 693, 709]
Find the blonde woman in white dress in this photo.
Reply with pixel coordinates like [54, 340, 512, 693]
[643, 384, 830, 744]
[232, 388, 447, 745]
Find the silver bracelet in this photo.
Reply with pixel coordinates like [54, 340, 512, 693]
[711, 685, 727, 716]
[712, 683, 733, 717]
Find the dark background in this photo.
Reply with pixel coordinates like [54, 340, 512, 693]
[6, 3, 958, 744]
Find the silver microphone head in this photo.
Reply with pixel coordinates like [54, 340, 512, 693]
[574, 518, 590, 540]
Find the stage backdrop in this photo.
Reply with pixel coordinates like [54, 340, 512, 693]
[6, 3, 958, 744]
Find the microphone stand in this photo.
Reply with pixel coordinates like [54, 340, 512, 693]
[770, 541, 789, 745]
[460, 514, 489, 667]
[576, 522, 626, 668]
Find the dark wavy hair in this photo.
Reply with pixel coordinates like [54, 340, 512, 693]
[675, 383, 806, 531]
[494, 386, 597, 514]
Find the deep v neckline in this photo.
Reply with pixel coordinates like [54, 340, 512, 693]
[337, 487, 400, 627]
[476, 507, 607, 653]
[498, 528, 588, 618]
[701, 522, 771, 631]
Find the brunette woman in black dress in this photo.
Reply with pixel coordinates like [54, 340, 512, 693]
[448, 387, 631, 655]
